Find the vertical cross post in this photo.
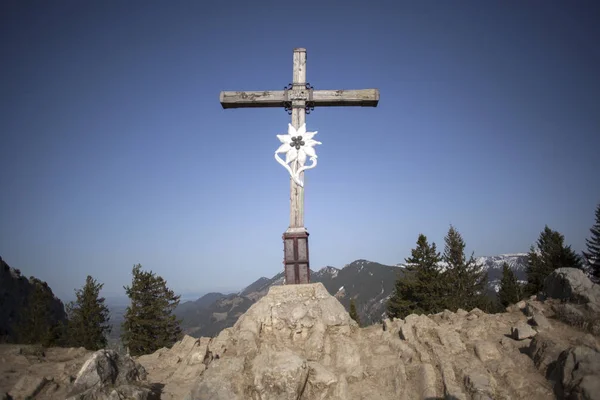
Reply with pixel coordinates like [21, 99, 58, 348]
[284, 48, 310, 284]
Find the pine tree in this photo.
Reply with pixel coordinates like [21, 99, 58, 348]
[583, 203, 600, 282]
[525, 226, 583, 295]
[121, 264, 182, 356]
[387, 234, 443, 319]
[498, 262, 521, 307]
[349, 299, 361, 327]
[441, 225, 488, 311]
[66, 276, 111, 350]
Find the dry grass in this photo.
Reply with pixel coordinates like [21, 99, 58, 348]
[552, 303, 600, 336]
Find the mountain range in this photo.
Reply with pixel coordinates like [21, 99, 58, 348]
[174, 254, 529, 338]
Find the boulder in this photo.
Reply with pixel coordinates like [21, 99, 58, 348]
[511, 322, 537, 340]
[9, 376, 50, 399]
[544, 268, 600, 306]
[531, 312, 551, 330]
[251, 348, 309, 400]
[66, 349, 149, 400]
[556, 346, 600, 400]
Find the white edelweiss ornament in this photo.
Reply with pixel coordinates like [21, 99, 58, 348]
[274, 123, 321, 187]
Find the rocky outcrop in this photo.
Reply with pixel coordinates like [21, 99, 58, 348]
[0, 346, 151, 400]
[137, 335, 211, 399]
[167, 281, 599, 399]
[0, 345, 92, 399]
[544, 267, 600, 308]
[544, 268, 600, 336]
[173, 283, 555, 399]
[556, 345, 600, 399]
[0, 257, 67, 342]
[66, 349, 149, 400]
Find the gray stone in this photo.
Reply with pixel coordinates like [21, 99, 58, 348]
[251, 348, 309, 400]
[531, 311, 550, 330]
[9, 376, 49, 399]
[557, 346, 600, 400]
[511, 322, 537, 340]
[524, 300, 545, 317]
[528, 333, 564, 378]
[544, 267, 600, 306]
[304, 362, 338, 399]
[464, 369, 496, 398]
[67, 349, 148, 400]
[418, 364, 439, 399]
[187, 357, 245, 400]
[474, 341, 501, 362]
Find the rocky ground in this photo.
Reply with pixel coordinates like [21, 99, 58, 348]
[1, 267, 599, 400]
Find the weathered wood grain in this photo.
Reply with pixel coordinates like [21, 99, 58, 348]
[312, 89, 379, 107]
[219, 91, 286, 108]
[219, 88, 379, 109]
[289, 48, 306, 230]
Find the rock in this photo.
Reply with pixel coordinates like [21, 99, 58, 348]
[435, 327, 466, 354]
[524, 300, 545, 317]
[251, 348, 309, 400]
[67, 349, 149, 400]
[464, 369, 496, 398]
[9, 376, 49, 399]
[439, 361, 467, 400]
[474, 341, 501, 362]
[186, 357, 245, 400]
[544, 267, 600, 306]
[469, 308, 485, 317]
[304, 362, 338, 399]
[528, 333, 565, 379]
[556, 346, 600, 400]
[531, 311, 550, 330]
[456, 308, 469, 317]
[418, 364, 439, 398]
[399, 324, 414, 342]
[511, 322, 537, 340]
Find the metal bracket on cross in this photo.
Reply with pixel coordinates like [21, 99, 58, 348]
[283, 83, 315, 115]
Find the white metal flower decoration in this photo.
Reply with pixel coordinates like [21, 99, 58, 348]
[274, 123, 321, 187]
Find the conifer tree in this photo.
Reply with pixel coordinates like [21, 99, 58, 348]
[387, 234, 443, 319]
[525, 226, 583, 295]
[583, 203, 600, 282]
[498, 262, 521, 307]
[66, 276, 111, 350]
[441, 226, 488, 311]
[349, 299, 361, 327]
[121, 264, 182, 356]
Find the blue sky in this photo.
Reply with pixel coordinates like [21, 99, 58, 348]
[1, 1, 599, 300]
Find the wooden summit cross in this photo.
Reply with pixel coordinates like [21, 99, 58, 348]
[219, 48, 379, 285]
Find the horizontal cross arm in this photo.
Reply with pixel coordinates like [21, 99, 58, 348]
[219, 88, 380, 109]
[220, 91, 286, 109]
[312, 89, 379, 107]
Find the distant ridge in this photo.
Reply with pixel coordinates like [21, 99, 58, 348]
[173, 253, 530, 338]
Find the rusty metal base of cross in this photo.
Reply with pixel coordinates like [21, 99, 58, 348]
[282, 230, 310, 284]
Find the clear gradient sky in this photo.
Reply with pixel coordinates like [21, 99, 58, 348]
[1, 1, 599, 300]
